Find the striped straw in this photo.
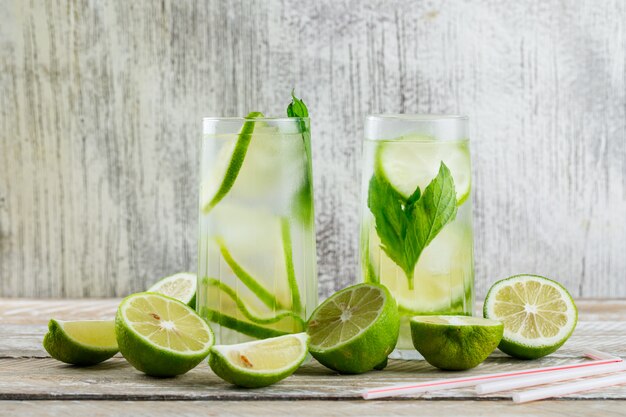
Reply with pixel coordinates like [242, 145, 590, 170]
[362, 350, 621, 400]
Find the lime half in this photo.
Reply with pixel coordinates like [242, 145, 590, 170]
[307, 283, 399, 374]
[147, 272, 197, 307]
[483, 275, 578, 359]
[116, 292, 214, 376]
[375, 137, 471, 205]
[209, 333, 309, 388]
[43, 319, 118, 366]
[410, 316, 503, 370]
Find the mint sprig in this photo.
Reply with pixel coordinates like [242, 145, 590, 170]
[286, 89, 308, 118]
[368, 162, 458, 289]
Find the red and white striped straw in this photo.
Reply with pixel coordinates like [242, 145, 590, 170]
[362, 351, 621, 400]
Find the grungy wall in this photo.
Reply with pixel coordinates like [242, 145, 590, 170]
[1, 0, 625, 298]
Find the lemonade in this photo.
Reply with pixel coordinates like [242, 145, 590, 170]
[198, 113, 317, 345]
[360, 115, 475, 356]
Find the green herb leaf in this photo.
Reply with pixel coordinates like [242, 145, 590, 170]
[286, 89, 309, 118]
[367, 162, 457, 289]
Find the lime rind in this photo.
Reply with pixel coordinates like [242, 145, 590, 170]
[202, 277, 305, 327]
[209, 333, 309, 388]
[43, 319, 118, 366]
[217, 237, 286, 311]
[410, 315, 503, 370]
[483, 274, 578, 360]
[147, 272, 197, 307]
[281, 218, 303, 314]
[202, 112, 264, 213]
[204, 309, 298, 340]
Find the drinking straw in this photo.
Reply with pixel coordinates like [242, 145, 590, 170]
[476, 361, 626, 394]
[513, 372, 626, 403]
[362, 350, 620, 400]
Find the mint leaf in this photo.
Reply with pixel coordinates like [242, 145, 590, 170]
[367, 162, 457, 289]
[286, 89, 309, 118]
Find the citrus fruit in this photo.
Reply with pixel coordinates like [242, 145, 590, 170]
[483, 274, 578, 359]
[209, 333, 308, 388]
[375, 136, 471, 206]
[43, 319, 118, 366]
[307, 283, 399, 374]
[410, 315, 503, 370]
[115, 292, 214, 377]
[147, 272, 197, 307]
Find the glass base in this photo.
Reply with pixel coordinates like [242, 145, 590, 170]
[389, 348, 424, 360]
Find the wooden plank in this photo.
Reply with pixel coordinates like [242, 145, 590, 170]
[2, 298, 624, 325]
[1, 1, 626, 299]
[2, 400, 625, 417]
[0, 356, 625, 401]
[1, 319, 625, 400]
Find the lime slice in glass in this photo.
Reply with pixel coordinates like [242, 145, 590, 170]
[147, 272, 197, 307]
[483, 274, 578, 359]
[307, 283, 399, 374]
[375, 136, 471, 205]
[410, 315, 503, 370]
[367, 220, 469, 314]
[43, 319, 118, 366]
[209, 333, 309, 388]
[116, 292, 214, 376]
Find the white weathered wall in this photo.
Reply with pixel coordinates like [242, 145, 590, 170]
[1, 0, 625, 298]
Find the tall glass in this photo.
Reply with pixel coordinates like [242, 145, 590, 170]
[198, 117, 317, 345]
[359, 115, 474, 358]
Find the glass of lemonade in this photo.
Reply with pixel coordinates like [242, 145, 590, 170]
[198, 116, 317, 345]
[359, 115, 474, 358]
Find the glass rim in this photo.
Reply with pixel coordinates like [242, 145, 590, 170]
[366, 114, 468, 122]
[202, 116, 309, 122]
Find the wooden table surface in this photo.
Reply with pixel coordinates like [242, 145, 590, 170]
[1, 299, 625, 416]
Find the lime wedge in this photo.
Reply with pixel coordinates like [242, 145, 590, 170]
[147, 272, 197, 307]
[375, 137, 471, 205]
[43, 319, 118, 366]
[483, 274, 578, 359]
[116, 292, 214, 376]
[209, 333, 309, 388]
[307, 283, 399, 374]
[410, 315, 503, 370]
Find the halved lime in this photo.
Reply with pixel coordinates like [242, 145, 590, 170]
[115, 292, 214, 376]
[483, 275, 578, 359]
[375, 137, 471, 205]
[307, 283, 399, 374]
[147, 272, 197, 307]
[410, 316, 503, 370]
[43, 319, 118, 366]
[209, 333, 308, 388]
